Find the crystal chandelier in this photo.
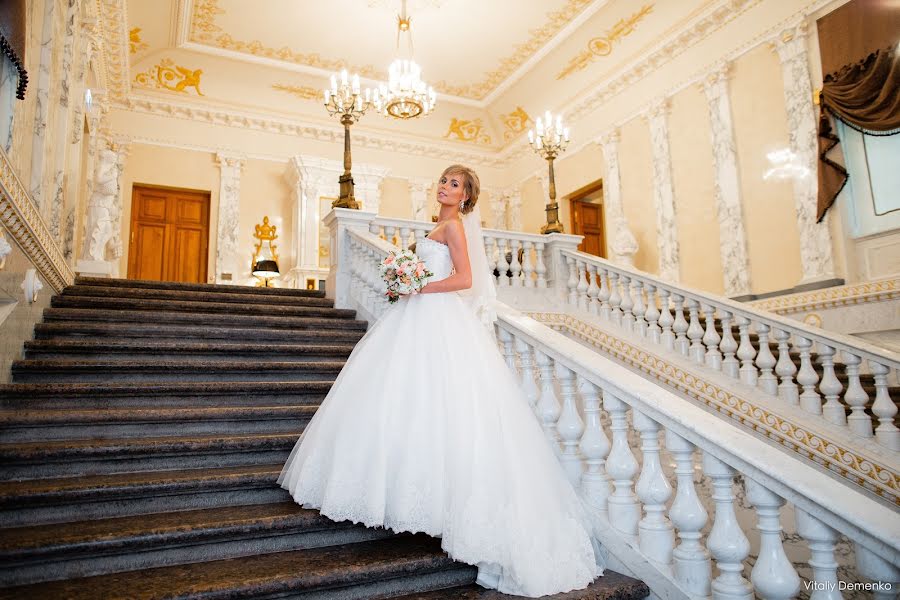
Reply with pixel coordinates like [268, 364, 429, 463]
[372, 0, 436, 119]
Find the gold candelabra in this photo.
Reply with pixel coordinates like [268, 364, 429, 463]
[528, 111, 570, 234]
[324, 70, 373, 209]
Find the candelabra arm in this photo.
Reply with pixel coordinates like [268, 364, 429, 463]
[334, 113, 360, 210]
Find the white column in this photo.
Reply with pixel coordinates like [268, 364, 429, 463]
[215, 153, 245, 283]
[702, 64, 752, 297]
[647, 100, 680, 282]
[354, 164, 390, 215]
[598, 130, 638, 267]
[773, 23, 835, 283]
[409, 177, 432, 222]
[286, 155, 339, 288]
[29, 0, 58, 210]
[504, 187, 523, 232]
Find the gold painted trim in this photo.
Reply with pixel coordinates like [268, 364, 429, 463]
[272, 84, 322, 101]
[444, 117, 492, 145]
[557, 4, 654, 80]
[527, 311, 899, 505]
[0, 148, 74, 293]
[750, 279, 900, 315]
[133, 58, 205, 96]
[501, 106, 532, 142]
[188, 0, 594, 100]
[129, 27, 149, 55]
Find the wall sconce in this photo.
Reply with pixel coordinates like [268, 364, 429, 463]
[251, 216, 280, 287]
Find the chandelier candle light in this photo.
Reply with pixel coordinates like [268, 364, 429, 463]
[529, 111, 570, 234]
[324, 69, 373, 209]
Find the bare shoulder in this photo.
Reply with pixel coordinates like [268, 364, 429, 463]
[443, 219, 467, 247]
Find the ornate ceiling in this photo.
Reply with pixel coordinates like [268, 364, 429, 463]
[101, 0, 734, 155]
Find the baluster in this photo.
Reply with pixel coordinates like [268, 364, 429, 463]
[672, 294, 689, 356]
[644, 284, 661, 344]
[522, 241, 535, 288]
[348, 238, 359, 301]
[399, 226, 411, 249]
[496, 239, 510, 286]
[566, 257, 578, 306]
[608, 271, 622, 326]
[795, 509, 841, 600]
[774, 329, 799, 405]
[870, 361, 899, 450]
[720, 311, 739, 379]
[632, 279, 647, 337]
[755, 323, 778, 395]
[535, 350, 562, 451]
[484, 236, 497, 285]
[686, 300, 705, 365]
[703, 454, 752, 600]
[702, 303, 722, 369]
[619, 275, 634, 332]
[842, 352, 873, 438]
[746, 479, 801, 600]
[737, 316, 758, 386]
[578, 376, 611, 519]
[634, 411, 674, 566]
[409, 226, 422, 247]
[587, 264, 600, 315]
[796, 336, 822, 415]
[855, 542, 900, 600]
[817, 345, 845, 426]
[576, 260, 589, 311]
[515, 336, 540, 412]
[369, 222, 381, 236]
[658, 288, 674, 351]
[535, 242, 547, 288]
[597, 267, 611, 321]
[498, 327, 517, 372]
[556, 363, 584, 487]
[509, 239, 523, 287]
[604, 390, 639, 539]
[384, 225, 397, 246]
[667, 431, 711, 596]
[362, 245, 374, 313]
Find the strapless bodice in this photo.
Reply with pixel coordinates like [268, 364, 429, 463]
[417, 237, 453, 281]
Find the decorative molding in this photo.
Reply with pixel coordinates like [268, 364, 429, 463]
[444, 117, 492, 145]
[750, 279, 900, 315]
[0, 147, 74, 293]
[134, 58, 205, 95]
[272, 83, 321, 101]
[556, 3, 654, 80]
[129, 27, 148, 54]
[529, 311, 899, 505]
[500, 106, 532, 142]
[97, 0, 130, 101]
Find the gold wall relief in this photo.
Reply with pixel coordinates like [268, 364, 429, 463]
[501, 106, 532, 142]
[272, 84, 322, 101]
[557, 4, 654, 80]
[191, 0, 226, 36]
[134, 58, 205, 96]
[129, 27, 149, 54]
[444, 118, 492, 145]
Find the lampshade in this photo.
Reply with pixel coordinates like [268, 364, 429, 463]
[252, 259, 279, 278]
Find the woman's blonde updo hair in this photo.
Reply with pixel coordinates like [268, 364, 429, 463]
[441, 164, 480, 215]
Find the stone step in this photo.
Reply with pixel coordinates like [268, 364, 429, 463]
[23, 339, 357, 362]
[0, 433, 298, 480]
[0, 405, 318, 441]
[10, 359, 345, 383]
[0, 534, 476, 600]
[0, 503, 391, 587]
[390, 571, 650, 599]
[0, 464, 289, 527]
[74, 276, 326, 299]
[42, 307, 369, 332]
[51, 295, 358, 320]
[62, 284, 336, 308]
[34, 321, 367, 343]
[0, 381, 332, 409]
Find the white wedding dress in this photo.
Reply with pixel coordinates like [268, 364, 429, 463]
[278, 235, 604, 597]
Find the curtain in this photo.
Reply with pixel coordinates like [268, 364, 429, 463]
[0, 0, 28, 99]
[817, 45, 900, 221]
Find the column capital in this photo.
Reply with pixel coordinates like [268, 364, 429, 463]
[770, 20, 809, 63]
[215, 152, 245, 171]
[596, 128, 620, 148]
[647, 97, 671, 121]
[701, 61, 732, 99]
[408, 176, 433, 193]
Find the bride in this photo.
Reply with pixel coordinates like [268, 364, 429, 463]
[278, 165, 604, 597]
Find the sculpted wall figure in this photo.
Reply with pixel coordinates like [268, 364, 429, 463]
[82, 148, 119, 262]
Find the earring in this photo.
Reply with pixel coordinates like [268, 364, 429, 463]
[459, 200, 465, 210]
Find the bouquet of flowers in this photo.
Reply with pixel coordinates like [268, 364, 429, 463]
[379, 250, 433, 303]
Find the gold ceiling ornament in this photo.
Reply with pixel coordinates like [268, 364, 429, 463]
[556, 4, 654, 81]
[501, 106, 532, 141]
[187, 0, 592, 100]
[129, 27, 148, 54]
[134, 58, 205, 96]
[272, 83, 322, 101]
[444, 117, 492, 145]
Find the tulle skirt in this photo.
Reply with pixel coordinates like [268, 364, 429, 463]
[278, 291, 603, 597]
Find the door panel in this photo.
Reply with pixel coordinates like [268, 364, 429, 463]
[129, 186, 210, 283]
[571, 199, 606, 258]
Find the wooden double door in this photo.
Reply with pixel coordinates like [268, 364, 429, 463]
[128, 185, 210, 283]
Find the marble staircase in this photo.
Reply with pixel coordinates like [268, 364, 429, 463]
[0, 277, 647, 599]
